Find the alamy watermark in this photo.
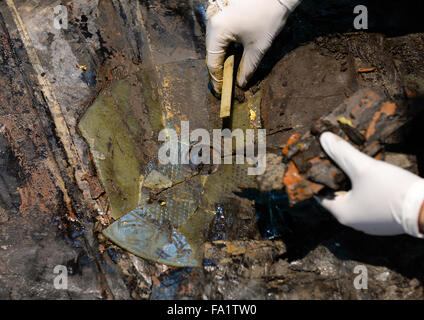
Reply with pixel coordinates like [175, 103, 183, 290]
[158, 121, 267, 176]
[354, 5, 368, 30]
[53, 265, 68, 290]
[53, 5, 68, 30]
[353, 265, 368, 290]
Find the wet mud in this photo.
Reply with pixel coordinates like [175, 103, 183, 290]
[0, 0, 423, 299]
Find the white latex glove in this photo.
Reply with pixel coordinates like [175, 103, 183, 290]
[317, 132, 424, 238]
[206, 0, 302, 93]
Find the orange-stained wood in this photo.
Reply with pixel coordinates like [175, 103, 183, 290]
[282, 133, 301, 157]
[358, 67, 376, 73]
[366, 101, 397, 140]
[283, 161, 324, 203]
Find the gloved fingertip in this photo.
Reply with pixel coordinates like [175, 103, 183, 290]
[236, 74, 248, 88]
[236, 58, 252, 89]
[318, 197, 338, 216]
[236, 45, 267, 89]
[316, 191, 352, 224]
[209, 77, 222, 95]
[319, 132, 340, 153]
[319, 131, 376, 182]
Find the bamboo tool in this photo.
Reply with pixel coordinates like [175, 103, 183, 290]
[220, 55, 235, 118]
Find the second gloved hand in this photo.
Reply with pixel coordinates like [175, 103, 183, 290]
[206, 0, 300, 94]
[316, 132, 424, 238]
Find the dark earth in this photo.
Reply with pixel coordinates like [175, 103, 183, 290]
[0, 0, 423, 299]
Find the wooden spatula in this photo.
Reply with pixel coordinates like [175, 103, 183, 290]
[219, 55, 234, 118]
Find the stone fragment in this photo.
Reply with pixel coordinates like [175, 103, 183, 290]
[143, 170, 173, 190]
[256, 153, 286, 192]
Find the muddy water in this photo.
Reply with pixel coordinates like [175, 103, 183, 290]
[79, 62, 262, 266]
[78, 0, 264, 266]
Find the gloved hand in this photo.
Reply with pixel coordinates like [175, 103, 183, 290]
[316, 132, 424, 238]
[206, 0, 301, 94]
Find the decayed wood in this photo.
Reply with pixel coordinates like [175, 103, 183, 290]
[281, 88, 413, 206]
[220, 55, 234, 118]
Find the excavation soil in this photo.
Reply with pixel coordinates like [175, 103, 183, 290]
[0, 0, 423, 299]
